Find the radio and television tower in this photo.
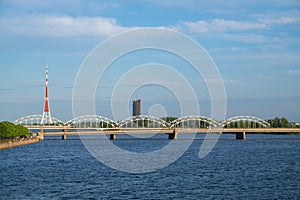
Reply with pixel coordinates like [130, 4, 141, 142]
[41, 63, 53, 125]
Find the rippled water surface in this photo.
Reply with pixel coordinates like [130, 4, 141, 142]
[1, 134, 299, 199]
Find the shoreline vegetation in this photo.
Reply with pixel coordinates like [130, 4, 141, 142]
[0, 121, 40, 150]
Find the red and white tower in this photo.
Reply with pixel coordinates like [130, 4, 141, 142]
[41, 63, 53, 124]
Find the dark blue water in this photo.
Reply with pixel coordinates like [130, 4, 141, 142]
[1, 134, 299, 199]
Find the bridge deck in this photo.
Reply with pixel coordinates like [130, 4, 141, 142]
[27, 127, 300, 136]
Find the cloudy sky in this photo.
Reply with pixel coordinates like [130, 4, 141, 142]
[0, 0, 299, 122]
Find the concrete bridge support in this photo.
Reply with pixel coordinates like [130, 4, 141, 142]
[110, 134, 116, 140]
[168, 129, 177, 140]
[236, 131, 246, 140]
[62, 129, 67, 140]
[38, 128, 44, 140]
[62, 134, 67, 140]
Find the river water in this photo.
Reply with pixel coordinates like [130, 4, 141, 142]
[0, 134, 299, 199]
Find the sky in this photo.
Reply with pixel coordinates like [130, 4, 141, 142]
[0, 0, 300, 122]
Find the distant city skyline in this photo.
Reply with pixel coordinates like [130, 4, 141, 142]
[0, 1, 300, 122]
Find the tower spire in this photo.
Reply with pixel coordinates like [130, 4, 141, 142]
[41, 63, 53, 124]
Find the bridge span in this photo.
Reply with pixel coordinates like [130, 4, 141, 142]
[26, 126, 300, 140]
[16, 114, 299, 140]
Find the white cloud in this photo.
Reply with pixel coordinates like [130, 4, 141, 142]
[0, 14, 128, 37]
[223, 34, 267, 43]
[176, 14, 300, 34]
[210, 19, 267, 31]
[176, 18, 267, 33]
[259, 16, 300, 26]
[287, 70, 300, 75]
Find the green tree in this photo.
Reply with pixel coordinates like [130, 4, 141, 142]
[162, 116, 177, 123]
[281, 117, 289, 128]
[273, 117, 281, 128]
[245, 121, 249, 128]
[0, 121, 29, 139]
[239, 121, 243, 128]
[267, 119, 273, 127]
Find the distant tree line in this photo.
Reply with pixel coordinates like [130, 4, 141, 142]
[221, 116, 298, 128]
[267, 117, 293, 128]
[161, 116, 178, 123]
[160, 116, 298, 129]
[0, 121, 29, 139]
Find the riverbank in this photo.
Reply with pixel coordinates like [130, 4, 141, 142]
[0, 137, 40, 150]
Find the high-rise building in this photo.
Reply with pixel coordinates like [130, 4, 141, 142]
[132, 99, 141, 116]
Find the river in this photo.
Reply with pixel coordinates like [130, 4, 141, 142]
[0, 134, 299, 199]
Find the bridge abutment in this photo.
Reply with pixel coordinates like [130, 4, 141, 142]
[236, 131, 246, 140]
[38, 128, 44, 140]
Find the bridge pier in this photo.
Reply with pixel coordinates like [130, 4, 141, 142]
[236, 131, 246, 140]
[62, 129, 67, 140]
[38, 128, 44, 140]
[168, 129, 177, 140]
[110, 134, 116, 140]
[62, 134, 67, 140]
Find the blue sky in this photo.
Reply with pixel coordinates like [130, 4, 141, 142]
[0, 0, 300, 122]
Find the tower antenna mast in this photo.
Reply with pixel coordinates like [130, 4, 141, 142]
[41, 63, 53, 124]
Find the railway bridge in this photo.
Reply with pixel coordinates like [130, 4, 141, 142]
[14, 114, 300, 140]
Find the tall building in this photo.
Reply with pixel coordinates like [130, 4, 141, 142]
[133, 99, 141, 116]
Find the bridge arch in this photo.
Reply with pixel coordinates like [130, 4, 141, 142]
[118, 115, 170, 128]
[222, 116, 270, 128]
[170, 115, 220, 128]
[14, 114, 64, 126]
[65, 115, 117, 128]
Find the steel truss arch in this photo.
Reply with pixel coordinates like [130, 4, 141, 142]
[222, 116, 270, 128]
[118, 115, 170, 128]
[65, 115, 117, 128]
[170, 115, 220, 128]
[14, 114, 64, 126]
